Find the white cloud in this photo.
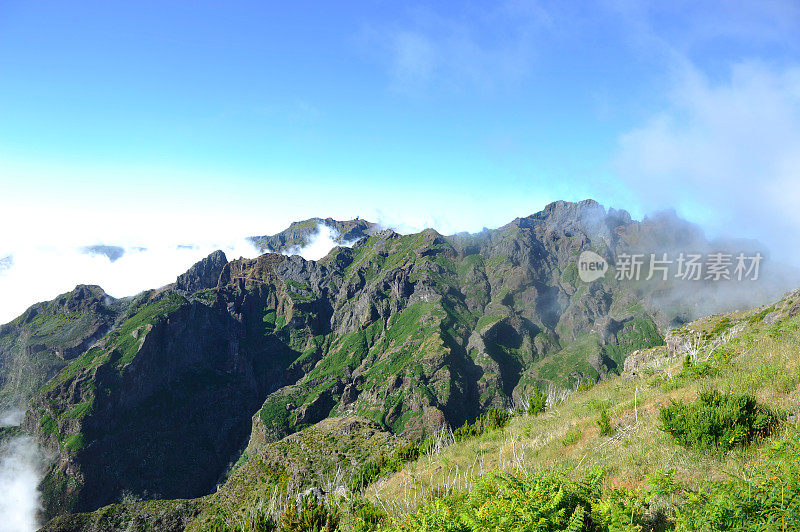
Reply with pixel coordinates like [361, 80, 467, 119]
[0, 239, 260, 324]
[0, 409, 24, 427]
[614, 60, 800, 261]
[365, 3, 544, 94]
[280, 224, 358, 262]
[0, 434, 43, 532]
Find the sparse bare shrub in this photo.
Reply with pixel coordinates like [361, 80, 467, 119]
[118, 490, 142, 505]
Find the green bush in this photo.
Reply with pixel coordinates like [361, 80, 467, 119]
[709, 317, 734, 337]
[561, 426, 582, 447]
[679, 357, 720, 381]
[527, 389, 547, 416]
[348, 498, 387, 532]
[597, 409, 613, 437]
[280, 496, 339, 532]
[395, 442, 420, 463]
[247, 509, 277, 532]
[393, 469, 646, 531]
[348, 442, 422, 493]
[646, 468, 680, 497]
[349, 461, 380, 493]
[659, 390, 780, 452]
[453, 408, 510, 443]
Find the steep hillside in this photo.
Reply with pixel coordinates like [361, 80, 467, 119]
[363, 287, 800, 530]
[41, 277, 800, 531]
[0, 285, 131, 410]
[42, 415, 404, 531]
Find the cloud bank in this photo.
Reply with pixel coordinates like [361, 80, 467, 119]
[0, 409, 24, 427]
[0, 239, 261, 324]
[278, 224, 361, 261]
[0, 410, 43, 532]
[0, 223, 361, 324]
[614, 60, 800, 263]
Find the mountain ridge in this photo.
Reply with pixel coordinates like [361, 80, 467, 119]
[0, 199, 792, 525]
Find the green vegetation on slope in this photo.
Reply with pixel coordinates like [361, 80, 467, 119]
[29, 204, 785, 527]
[659, 390, 780, 452]
[38, 286, 800, 531]
[358, 289, 800, 531]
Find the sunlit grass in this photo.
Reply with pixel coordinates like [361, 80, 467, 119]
[367, 309, 800, 523]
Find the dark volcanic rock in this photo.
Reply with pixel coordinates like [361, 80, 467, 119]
[175, 250, 227, 294]
[0, 285, 127, 410]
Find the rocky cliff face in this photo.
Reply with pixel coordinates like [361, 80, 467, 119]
[174, 249, 228, 293]
[0, 285, 130, 411]
[4, 199, 782, 522]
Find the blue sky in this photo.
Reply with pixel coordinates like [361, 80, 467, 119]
[0, 1, 638, 230]
[1, 1, 800, 319]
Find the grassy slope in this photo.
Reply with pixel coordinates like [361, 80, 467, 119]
[188, 416, 404, 531]
[362, 289, 800, 529]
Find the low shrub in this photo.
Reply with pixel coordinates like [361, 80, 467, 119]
[679, 358, 720, 380]
[676, 433, 800, 530]
[348, 498, 387, 532]
[280, 495, 339, 532]
[348, 442, 422, 493]
[392, 469, 646, 531]
[395, 441, 420, 463]
[527, 389, 547, 416]
[659, 390, 780, 452]
[709, 317, 734, 338]
[453, 408, 510, 442]
[562, 426, 582, 447]
[597, 409, 613, 437]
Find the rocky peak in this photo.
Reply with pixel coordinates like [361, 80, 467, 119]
[175, 250, 227, 294]
[537, 199, 605, 221]
[249, 217, 377, 253]
[58, 284, 109, 312]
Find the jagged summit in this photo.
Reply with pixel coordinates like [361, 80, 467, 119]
[248, 217, 377, 254]
[174, 249, 227, 294]
[248, 201, 628, 259]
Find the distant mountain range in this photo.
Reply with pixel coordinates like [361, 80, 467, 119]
[0, 199, 793, 525]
